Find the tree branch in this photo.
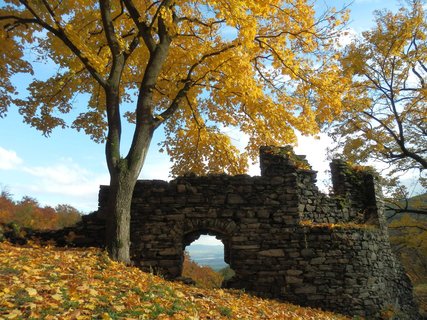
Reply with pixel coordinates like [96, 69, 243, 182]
[389, 225, 427, 231]
[122, 0, 156, 53]
[156, 43, 237, 126]
[99, 0, 122, 57]
[14, 0, 107, 87]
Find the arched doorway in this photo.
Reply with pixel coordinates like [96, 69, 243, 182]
[181, 230, 235, 287]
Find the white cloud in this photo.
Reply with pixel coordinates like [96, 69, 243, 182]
[336, 28, 358, 47]
[0, 147, 23, 170]
[23, 160, 91, 186]
[294, 132, 334, 191]
[214, 125, 334, 185]
[191, 235, 224, 246]
[17, 158, 109, 212]
[140, 159, 172, 181]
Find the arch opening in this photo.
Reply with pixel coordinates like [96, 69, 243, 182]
[181, 231, 235, 288]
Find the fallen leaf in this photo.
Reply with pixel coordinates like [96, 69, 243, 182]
[101, 313, 112, 320]
[5, 309, 22, 319]
[52, 293, 62, 301]
[26, 287, 37, 296]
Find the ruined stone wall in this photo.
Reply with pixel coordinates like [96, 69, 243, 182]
[97, 146, 419, 319]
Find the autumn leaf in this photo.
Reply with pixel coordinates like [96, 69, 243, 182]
[330, 1, 427, 177]
[25, 288, 37, 297]
[0, 0, 352, 262]
[0, 241, 349, 319]
[51, 294, 62, 301]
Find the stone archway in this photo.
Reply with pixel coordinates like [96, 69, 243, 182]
[96, 146, 420, 318]
[182, 218, 237, 268]
[182, 230, 235, 287]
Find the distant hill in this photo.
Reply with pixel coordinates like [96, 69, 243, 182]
[385, 192, 427, 222]
[185, 244, 227, 271]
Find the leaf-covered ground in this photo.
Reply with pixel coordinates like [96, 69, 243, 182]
[0, 242, 349, 319]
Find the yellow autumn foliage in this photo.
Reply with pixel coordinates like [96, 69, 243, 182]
[0, 0, 350, 175]
[0, 0, 352, 261]
[0, 242, 350, 319]
[330, 1, 427, 176]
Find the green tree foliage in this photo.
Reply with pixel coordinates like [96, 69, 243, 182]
[55, 204, 83, 229]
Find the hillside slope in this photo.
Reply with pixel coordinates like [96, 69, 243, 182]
[0, 242, 349, 319]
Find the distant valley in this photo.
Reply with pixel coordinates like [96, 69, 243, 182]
[185, 244, 228, 271]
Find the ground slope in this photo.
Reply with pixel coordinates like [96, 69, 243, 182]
[0, 242, 349, 319]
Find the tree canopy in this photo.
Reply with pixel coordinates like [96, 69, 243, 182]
[0, 0, 350, 261]
[1, 0, 349, 175]
[0, 191, 82, 230]
[329, 0, 426, 186]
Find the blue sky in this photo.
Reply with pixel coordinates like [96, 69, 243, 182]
[0, 0, 403, 215]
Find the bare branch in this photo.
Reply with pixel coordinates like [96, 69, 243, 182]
[389, 225, 427, 231]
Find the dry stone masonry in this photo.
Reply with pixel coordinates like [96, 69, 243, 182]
[97, 146, 420, 319]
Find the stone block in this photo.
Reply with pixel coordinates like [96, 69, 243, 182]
[176, 184, 186, 193]
[288, 251, 300, 258]
[212, 195, 226, 205]
[258, 249, 285, 257]
[310, 257, 326, 265]
[294, 286, 317, 294]
[257, 210, 270, 219]
[286, 276, 303, 284]
[159, 259, 181, 267]
[246, 223, 261, 229]
[231, 236, 247, 242]
[301, 248, 315, 258]
[287, 269, 303, 276]
[265, 198, 281, 205]
[271, 177, 285, 185]
[187, 195, 204, 203]
[234, 245, 260, 250]
[227, 194, 245, 204]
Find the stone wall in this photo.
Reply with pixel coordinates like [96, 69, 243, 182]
[97, 146, 419, 319]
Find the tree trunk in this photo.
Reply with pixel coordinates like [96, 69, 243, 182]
[105, 170, 135, 264]
[105, 126, 154, 263]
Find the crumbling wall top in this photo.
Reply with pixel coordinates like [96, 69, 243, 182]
[259, 146, 313, 177]
[330, 159, 384, 227]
